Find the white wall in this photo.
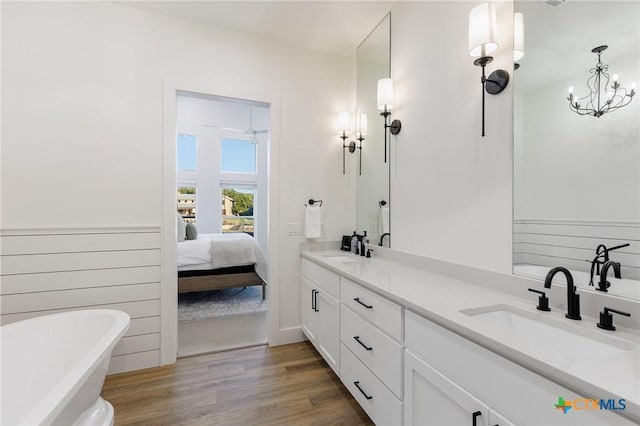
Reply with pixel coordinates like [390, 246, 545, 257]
[1, 1, 353, 369]
[388, 1, 514, 273]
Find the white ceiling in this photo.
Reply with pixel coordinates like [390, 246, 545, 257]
[119, 1, 396, 56]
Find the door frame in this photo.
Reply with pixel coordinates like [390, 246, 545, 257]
[161, 80, 281, 365]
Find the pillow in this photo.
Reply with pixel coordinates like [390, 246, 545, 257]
[177, 213, 186, 242]
[186, 222, 198, 240]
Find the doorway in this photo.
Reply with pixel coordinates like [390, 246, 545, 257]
[174, 92, 270, 356]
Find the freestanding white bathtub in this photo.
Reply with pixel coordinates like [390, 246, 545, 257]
[1, 310, 130, 426]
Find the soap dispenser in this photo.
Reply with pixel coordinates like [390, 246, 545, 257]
[350, 232, 358, 254]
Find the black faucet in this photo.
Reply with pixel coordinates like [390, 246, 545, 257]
[598, 260, 621, 293]
[544, 267, 581, 320]
[379, 233, 390, 247]
[588, 243, 630, 286]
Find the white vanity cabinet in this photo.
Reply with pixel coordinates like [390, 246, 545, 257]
[404, 349, 491, 426]
[300, 259, 340, 374]
[405, 310, 636, 426]
[339, 277, 404, 425]
[300, 255, 638, 426]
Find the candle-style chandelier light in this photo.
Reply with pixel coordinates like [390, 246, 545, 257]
[567, 45, 636, 118]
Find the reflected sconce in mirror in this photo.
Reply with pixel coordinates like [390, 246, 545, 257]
[468, 2, 510, 137]
[567, 45, 636, 118]
[356, 113, 366, 176]
[513, 12, 524, 70]
[339, 112, 366, 175]
[339, 111, 355, 175]
[377, 78, 402, 163]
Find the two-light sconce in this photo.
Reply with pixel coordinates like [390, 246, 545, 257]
[339, 77, 402, 175]
[469, 2, 524, 137]
[338, 111, 367, 175]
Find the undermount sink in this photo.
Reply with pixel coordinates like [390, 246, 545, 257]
[460, 304, 638, 370]
[321, 254, 359, 263]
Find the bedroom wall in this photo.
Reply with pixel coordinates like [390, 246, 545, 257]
[1, 1, 353, 372]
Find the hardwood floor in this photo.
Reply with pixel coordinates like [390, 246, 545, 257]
[102, 342, 374, 426]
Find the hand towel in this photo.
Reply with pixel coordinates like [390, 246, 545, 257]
[304, 205, 322, 238]
[379, 206, 390, 235]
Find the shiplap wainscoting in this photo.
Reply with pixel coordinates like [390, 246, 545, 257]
[0, 227, 162, 374]
[514, 220, 640, 280]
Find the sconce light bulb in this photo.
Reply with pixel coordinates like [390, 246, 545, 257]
[358, 113, 368, 137]
[468, 2, 498, 57]
[377, 78, 394, 111]
[568, 86, 574, 94]
[338, 111, 350, 135]
[631, 82, 636, 90]
[613, 74, 619, 82]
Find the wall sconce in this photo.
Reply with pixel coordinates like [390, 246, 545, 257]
[513, 12, 525, 69]
[338, 111, 355, 175]
[468, 2, 510, 137]
[356, 113, 366, 176]
[377, 78, 402, 163]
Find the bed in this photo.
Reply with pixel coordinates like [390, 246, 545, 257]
[177, 233, 267, 299]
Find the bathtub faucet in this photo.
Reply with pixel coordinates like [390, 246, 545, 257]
[587, 243, 630, 286]
[598, 260, 622, 293]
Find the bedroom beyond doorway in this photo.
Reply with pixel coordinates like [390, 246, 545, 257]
[174, 92, 270, 357]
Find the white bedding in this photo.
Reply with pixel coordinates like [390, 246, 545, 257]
[177, 233, 267, 282]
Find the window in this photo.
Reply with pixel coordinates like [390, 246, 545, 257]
[177, 134, 197, 171]
[177, 187, 196, 223]
[221, 187, 254, 236]
[221, 139, 256, 173]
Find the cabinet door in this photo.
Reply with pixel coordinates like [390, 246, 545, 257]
[317, 290, 340, 374]
[301, 278, 318, 343]
[405, 350, 489, 426]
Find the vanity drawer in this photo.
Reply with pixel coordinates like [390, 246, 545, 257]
[341, 277, 402, 341]
[341, 304, 403, 398]
[340, 343, 403, 426]
[301, 258, 339, 299]
[405, 310, 637, 425]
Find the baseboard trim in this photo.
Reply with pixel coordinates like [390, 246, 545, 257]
[271, 326, 305, 346]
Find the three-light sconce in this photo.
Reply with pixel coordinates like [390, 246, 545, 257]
[339, 77, 402, 175]
[468, 2, 515, 137]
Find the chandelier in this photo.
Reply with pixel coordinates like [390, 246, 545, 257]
[567, 45, 636, 118]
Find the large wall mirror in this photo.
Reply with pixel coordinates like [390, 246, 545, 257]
[356, 13, 391, 248]
[513, 1, 639, 300]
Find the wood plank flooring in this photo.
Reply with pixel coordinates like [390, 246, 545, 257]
[102, 342, 374, 426]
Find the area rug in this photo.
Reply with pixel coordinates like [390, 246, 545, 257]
[178, 286, 267, 322]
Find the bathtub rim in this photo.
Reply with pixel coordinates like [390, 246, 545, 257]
[1, 309, 130, 426]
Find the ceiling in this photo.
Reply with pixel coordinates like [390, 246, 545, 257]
[119, 1, 396, 57]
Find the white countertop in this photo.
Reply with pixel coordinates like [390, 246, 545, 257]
[301, 249, 640, 421]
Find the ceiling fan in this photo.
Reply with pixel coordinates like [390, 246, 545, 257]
[205, 106, 268, 143]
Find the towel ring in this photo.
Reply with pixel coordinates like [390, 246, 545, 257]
[306, 199, 323, 207]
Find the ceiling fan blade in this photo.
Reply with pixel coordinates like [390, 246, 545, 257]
[203, 124, 244, 133]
